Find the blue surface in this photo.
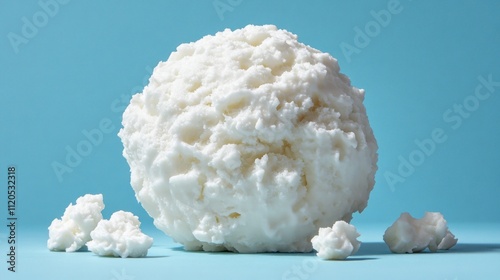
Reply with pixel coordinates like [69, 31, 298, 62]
[2, 224, 500, 280]
[1, 0, 500, 279]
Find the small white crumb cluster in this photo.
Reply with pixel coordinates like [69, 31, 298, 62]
[383, 212, 458, 253]
[87, 211, 153, 258]
[311, 221, 361, 260]
[47, 194, 104, 252]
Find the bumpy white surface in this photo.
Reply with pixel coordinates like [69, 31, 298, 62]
[47, 194, 104, 252]
[311, 221, 361, 260]
[383, 212, 458, 253]
[118, 24, 378, 253]
[87, 211, 153, 258]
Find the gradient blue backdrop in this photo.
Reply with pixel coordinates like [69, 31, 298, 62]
[1, 0, 499, 240]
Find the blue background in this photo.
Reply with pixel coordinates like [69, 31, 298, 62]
[1, 1, 499, 279]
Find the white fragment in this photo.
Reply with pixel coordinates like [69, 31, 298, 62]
[383, 212, 458, 253]
[47, 194, 104, 252]
[118, 24, 378, 253]
[311, 221, 361, 260]
[87, 211, 153, 258]
[438, 230, 458, 250]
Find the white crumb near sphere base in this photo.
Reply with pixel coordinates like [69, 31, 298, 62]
[383, 212, 458, 253]
[87, 211, 153, 258]
[47, 194, 104, 252]
[311, 221, 361, 260]
[118, 24, 378, 253]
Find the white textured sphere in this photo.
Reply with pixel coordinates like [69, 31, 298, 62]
[118, 25, 378, 253]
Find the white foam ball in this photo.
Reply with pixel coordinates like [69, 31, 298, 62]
[118, 24, 378, 252]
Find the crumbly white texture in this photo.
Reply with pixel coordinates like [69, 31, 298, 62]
[47, 194, 104, 252]
[87, 211, 153, 258]
[383, 212, 458, 253]
[118, 24, 378, 253]
[311, 221, 361, 260]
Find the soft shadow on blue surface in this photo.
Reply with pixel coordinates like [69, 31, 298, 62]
[48, 246, 89, 253]
[170, 246, 315, 257]
[451, 243, 500, 254]
[166, 242, 500, 261]
[356, 242, 392, 256]
[356, 242, 500, 255]
[170, 245, 378, 259]
[92, 255, 169, 259]
[76, 245, 89, 252]
[325, 257, 378, 261]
